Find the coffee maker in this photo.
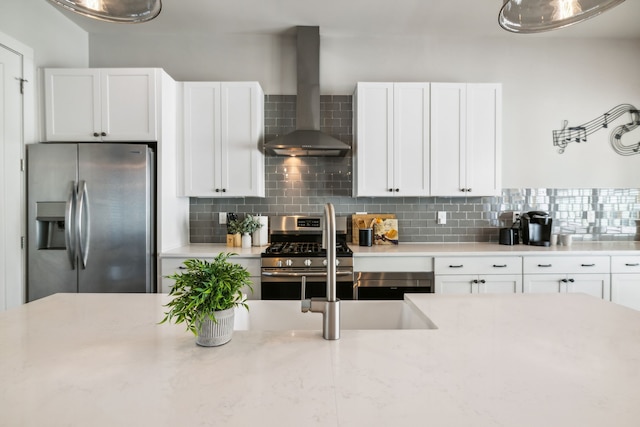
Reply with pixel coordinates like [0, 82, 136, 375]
[521, 211, 552, 246]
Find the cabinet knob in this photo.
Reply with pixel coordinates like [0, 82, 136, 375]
[479, 279, 486, 284]
[467, 188, 472, 192]
[93, 132, 100, 137]
[222, 188, 226, 192]
[101, 132, 107, 137]
[394, 188, 400, 192]
[568, 278, 575, 283]
[388, 188, 394, 192]
[215, 189, 220, 192]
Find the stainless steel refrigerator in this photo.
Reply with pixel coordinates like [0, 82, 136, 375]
[27, 143, 155, 302]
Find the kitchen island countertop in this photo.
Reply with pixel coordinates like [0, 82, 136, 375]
[161, 241, 640, 258]
[2, 292, 640, 426]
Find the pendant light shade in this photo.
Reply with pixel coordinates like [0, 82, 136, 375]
[499, 0, 626, 33]
[46, 0, 162, 23]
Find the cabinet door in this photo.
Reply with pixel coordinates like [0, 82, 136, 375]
[220, 82, 264, 197]
[523, 274, 565, 293]
[101, 69, 157, 141]
[611, 274, 640, 310]
[465, 84, 501, 196]
[479, 275, 522, 293]
[393, 83, 430, 196]
[566, 274, 610, 300]
[435, 275, 476, 294]
[182, 82, 221, 196]
[353, 83, 394, 197]
[44, 69, 101, 141]
[430, 83, 466, 196]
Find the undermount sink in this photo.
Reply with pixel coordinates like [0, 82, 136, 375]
[234, 299, 437, 331]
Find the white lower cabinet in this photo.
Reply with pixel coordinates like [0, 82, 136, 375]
[434, 256, 522, 294]
[611, 256, 640, 310]
[160, 256, 261, 299]
[522, 256, 610, 300]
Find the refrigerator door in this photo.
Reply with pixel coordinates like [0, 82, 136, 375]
[77, 144, 153, 293]
[27, 144, 79, 301]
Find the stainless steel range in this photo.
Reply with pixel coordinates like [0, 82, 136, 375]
[261, 216, 354, 300]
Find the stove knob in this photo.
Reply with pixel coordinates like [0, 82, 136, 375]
[323, 259, 327, 266]
[276, 260, 283, 268]
[285, 259, 293, 267]
[304, 259, 312, 266]
[336, 259, 340, 266]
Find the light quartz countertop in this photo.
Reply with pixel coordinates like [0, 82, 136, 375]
[161, 241, 640, 258]
[2, 293, 640, 426]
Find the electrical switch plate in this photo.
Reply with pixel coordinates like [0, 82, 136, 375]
[219, 212, 227, 224]
[587, 211, 595, 222]
[437, 211, 447, 225]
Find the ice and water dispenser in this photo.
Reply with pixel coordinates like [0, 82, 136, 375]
[35, 202, 67, 250]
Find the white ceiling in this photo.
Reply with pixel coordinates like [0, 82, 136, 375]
[51, 0, 640, 39]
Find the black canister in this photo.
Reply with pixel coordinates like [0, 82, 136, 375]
[359, 228, 373, 246]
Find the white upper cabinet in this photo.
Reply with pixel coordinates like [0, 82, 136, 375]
[182, 82, 264, 197]
[430, 83, 502, 196]
[44, 68, 157, 141]
[353, 82, 430, 197]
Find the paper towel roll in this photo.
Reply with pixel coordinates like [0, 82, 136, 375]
[252, 216, 269, 246]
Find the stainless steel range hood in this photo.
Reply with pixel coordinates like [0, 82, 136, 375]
[264, 26, 351, 157]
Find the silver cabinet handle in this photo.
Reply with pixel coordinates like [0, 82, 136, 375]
[537, 264, 552, 268]
[625, 263, 640, 267]
[581, 264, 595, 267]
[492, 264, 507, 268]
[449, 265, 464, 268]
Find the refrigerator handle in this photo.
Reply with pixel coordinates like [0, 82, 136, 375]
[64, 181, 77, 270]
[76, 180, 91, 269]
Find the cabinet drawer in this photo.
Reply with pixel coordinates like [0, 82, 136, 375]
[354, 256, 433, 272]
[434, 256, 522, 275]
[611, 256, 640, 273]
[523, 256, 609, 274]
[161, 256, 260, 276]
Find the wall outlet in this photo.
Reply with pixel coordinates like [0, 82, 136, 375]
[437, 211, 447, 225]
[219, 212, 227, 224]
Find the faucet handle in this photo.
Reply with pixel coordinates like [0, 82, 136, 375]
[301, 276, 311, 312]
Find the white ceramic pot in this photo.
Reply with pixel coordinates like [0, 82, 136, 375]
[241, 232, 251, 248]
[195, 308, 235, 347]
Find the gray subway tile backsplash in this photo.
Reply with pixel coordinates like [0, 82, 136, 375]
[187, 95, 640, 244]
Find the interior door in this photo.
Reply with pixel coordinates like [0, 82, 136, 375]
[77, 144, 152, 293]
[0, 43, 23, 309]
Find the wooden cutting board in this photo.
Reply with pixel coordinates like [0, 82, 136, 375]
[352, 213, 396, 244]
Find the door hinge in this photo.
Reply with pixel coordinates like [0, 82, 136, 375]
[21, 236, 25, 249]
[15, 77, 28, 95]
[20, 158, 24, 172]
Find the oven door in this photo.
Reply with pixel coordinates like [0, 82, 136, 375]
[261, 268, 354, 300]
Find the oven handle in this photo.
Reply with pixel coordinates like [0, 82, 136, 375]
[261, 271, 353, 277]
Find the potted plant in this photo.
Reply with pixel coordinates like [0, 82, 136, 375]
[226, 219, 242, 247]
[239, 214, 263, 248]
[160, 253, 253, 346]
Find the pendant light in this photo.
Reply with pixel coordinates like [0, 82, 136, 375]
[499, 0, 626, 33]
[46, 0, 162, 23]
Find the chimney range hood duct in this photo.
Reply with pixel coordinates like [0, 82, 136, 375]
[264, 26, 351, 157]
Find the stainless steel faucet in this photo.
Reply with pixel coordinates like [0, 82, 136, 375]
[301, 203, 340, 340]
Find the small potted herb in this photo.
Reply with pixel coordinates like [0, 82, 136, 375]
[226, 219, 242, 247]
[160, 253, 253, 346]
[239, 215, 263, 248]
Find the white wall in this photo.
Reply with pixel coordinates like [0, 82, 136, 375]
[0, 0, 89, 69]
[89, 32, 640, 189]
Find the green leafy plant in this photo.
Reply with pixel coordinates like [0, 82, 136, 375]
[239, 214, 263, 234]
[227, 219, 242, 235]
[160, 253, 253, 335]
